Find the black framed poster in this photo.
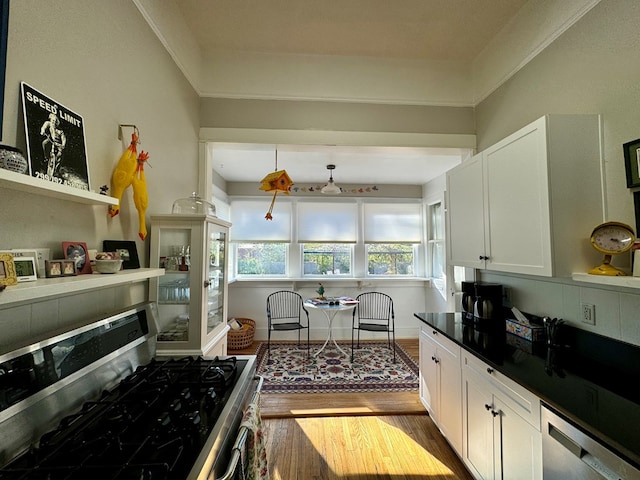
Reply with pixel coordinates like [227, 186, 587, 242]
[0, 0, 9, 141]
[20, 82, 90, 191]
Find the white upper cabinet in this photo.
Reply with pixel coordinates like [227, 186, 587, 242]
[447, 114, 604, 277]
[446, 153, 486, 269]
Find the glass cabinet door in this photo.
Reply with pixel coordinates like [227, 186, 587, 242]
[206, 224, 225, 335]
[156, 228, 192, 343]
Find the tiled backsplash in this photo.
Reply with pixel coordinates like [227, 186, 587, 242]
[0, 283, 148, 353]
[481, 272, 640, 347]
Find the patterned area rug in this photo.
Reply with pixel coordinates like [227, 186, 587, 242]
[255, 341, 419, 394]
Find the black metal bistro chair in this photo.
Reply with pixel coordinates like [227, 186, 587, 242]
[351, 292, 395, 362]
[266, 290, 310, 357]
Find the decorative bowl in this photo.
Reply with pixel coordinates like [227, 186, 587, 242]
[94, 259, 123, 274]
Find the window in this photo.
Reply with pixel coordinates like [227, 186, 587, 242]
[428, 200, 445, 295]
[364, 202, 421, 276]
[236, 242, 287, 275]
[302, 243, 351, 275]
[367, 243, 414, 275]
[229, 198, 426, 278]
[230, 199, 291, 277]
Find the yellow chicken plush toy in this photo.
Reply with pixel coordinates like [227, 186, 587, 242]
[108, 132, 139, 218]
[131, 151, 149, 240]
[108, 132, 150, 240]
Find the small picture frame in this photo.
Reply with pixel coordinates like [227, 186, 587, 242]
[46, 259, 76, 277]
[62, 241, 92, 275]
[103, 240, 140, 269]
[0, 253, 18, 286]
[0, 248, 47, 278]
[623, 138, 640, 188]
[13, 256, 37, 282]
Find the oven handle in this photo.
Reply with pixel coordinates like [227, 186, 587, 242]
[215, 375, 264, 480]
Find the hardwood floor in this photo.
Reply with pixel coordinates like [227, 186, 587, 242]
[230, 339, 474, 479]
[264, 415, 473, 480]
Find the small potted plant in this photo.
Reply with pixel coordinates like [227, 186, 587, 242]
[316, 282, 325, 299]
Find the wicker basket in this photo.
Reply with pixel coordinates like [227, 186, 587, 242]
[227, 318, 256, 350]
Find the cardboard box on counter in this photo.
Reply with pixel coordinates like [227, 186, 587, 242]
[505, 317, 546, 342]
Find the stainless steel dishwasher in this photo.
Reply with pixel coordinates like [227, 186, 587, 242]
[542, 404, 640, 480]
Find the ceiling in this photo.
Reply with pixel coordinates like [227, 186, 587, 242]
[174, 0, 529, 185]
[209, 143, 470, 185]
[176, 0, 528, 62]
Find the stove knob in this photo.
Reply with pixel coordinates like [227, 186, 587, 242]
[185, 410, 201, 427]
[156, 411, 172, 430]
[169, 398, 182, 414]
[180, 387, 195, 406]
[204, 387, 218, 410]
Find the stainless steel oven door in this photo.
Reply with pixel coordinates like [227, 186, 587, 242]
[542, 405, 640, 480]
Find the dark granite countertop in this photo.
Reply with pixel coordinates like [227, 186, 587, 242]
[414, 312, 640, 468]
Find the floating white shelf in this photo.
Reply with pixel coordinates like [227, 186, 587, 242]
[572, 272, 640, 289]
[0, 268, 165, 307]
[0, 168, 117, 205]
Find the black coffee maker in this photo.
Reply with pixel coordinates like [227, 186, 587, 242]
[473, 283, 503, 324]
[461, 281, 476, 321]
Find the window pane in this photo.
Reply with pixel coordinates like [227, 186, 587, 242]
[367, 244, 414, 275]
[430, 241, 444, 278]
[364, 203, 422, 243]
[230, 199, 291, 241]
[298, 202, 357, 243]
[302, 243, 351, 275]
[429, 203, 442, 240]
[236, 243, 286, 275]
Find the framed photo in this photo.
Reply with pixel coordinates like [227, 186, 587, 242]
[623, 138, 640, 188]
[46, 259, 76, 278]
[20, 82, 90, 190]
[62, 241, 92, 275]
[103, 240, 140, 269]
[0, 248, 49, 278]
[13, 256, 37, 282]
[0, 253, 18, 286]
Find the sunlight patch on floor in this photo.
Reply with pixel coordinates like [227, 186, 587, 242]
[289, 406, 374, 415]
[294, 416, 458, 477]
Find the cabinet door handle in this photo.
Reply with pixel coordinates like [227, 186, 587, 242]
[484, 403, 492, 411]
[431, 356, 440, 364]
[478, 255, 489, 260]
[491, 410, 500, 417]
[486, 367, 494, 374]
[203, 280, 210, 288]
[432, 330, 437, 335]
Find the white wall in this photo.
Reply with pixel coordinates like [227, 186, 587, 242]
[228, 281, 432, 342]
[475, 0, 640, 347]
[1, 0, 200, 263]
[0, 0, 200, 349]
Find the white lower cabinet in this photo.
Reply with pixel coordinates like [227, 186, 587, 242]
[461, 353, 542, 480]
[419, 325, 463, 455]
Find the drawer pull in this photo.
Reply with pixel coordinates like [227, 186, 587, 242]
[484, 403, 492, 411]
[486, 367, 494, 374]
[431, 356, 440, 364]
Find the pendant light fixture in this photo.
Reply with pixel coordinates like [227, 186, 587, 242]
[321, 164, 341, 195]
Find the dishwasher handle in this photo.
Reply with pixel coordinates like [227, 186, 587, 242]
[548, 422, 623, 480]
